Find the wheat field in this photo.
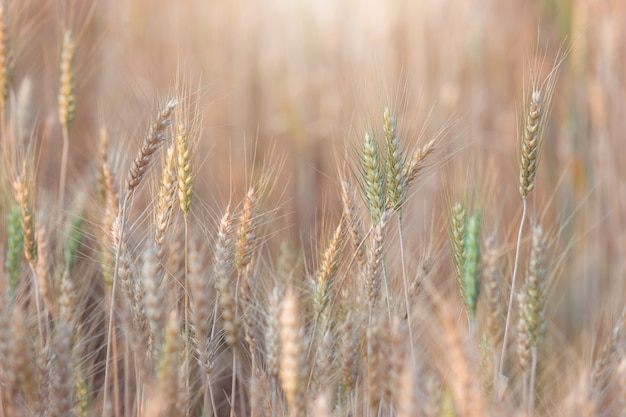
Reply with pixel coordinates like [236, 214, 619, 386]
[0, 0, 625, 416]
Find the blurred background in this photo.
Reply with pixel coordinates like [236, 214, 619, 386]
[6, 0, 626, 353]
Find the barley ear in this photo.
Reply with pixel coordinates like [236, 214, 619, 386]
[5, 203, 23, 292]
[383, 107, 406, 213]
[361, 131, 385, 225]
[279, 287, 304, 416]
[404, 137, 436, 189]
[155, 143, 178, 264]
[522, 226, 548, 349]
[158, 310, 182, 417]
[365, 210, 391, 310]
[483, 236, 503, 351]
[125, 98, 178, 198]
[176, 114, 192, 218]
[58, 30, 76, 132]
[461, 209, 481, 325]
[312, 222, 343, 324]
[0, 4, 10, 113]
[448, 201, 466, 291]
[13, 175, 37, 265]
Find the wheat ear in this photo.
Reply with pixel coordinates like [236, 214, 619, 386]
[0, 4, 9, 114]
[361, 131, 385, 225]
[383, 107, 406, 213]
[279, 287, 304, 417]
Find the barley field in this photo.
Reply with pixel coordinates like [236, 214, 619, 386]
[0, 0, 625, 416]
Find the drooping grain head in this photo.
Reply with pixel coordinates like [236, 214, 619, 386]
[125, 98, 178, 199]
[404, 138, 436, 189]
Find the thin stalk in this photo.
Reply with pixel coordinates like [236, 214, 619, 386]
[397, 216, 415, 366]
[58, 126, 69, 214]
[183, 220, 190, 391]
[499, 197, 527, 377]
[231, 349, 237, 417]
[529, 347, 538, 417]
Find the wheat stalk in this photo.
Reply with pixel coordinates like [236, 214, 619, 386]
[58, 30, 76, 210]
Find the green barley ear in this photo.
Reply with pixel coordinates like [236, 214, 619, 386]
[383, 107, 406, 213]
[58, 30, 76, 132]
[63, 214, 83, 274]
[461, 209, 481, 324]
[361, 131, 385, 225]
[448, 201, 467, 289]
[5, 203, 23, 292]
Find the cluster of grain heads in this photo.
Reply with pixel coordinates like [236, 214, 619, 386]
[101, 97, 180, 414]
